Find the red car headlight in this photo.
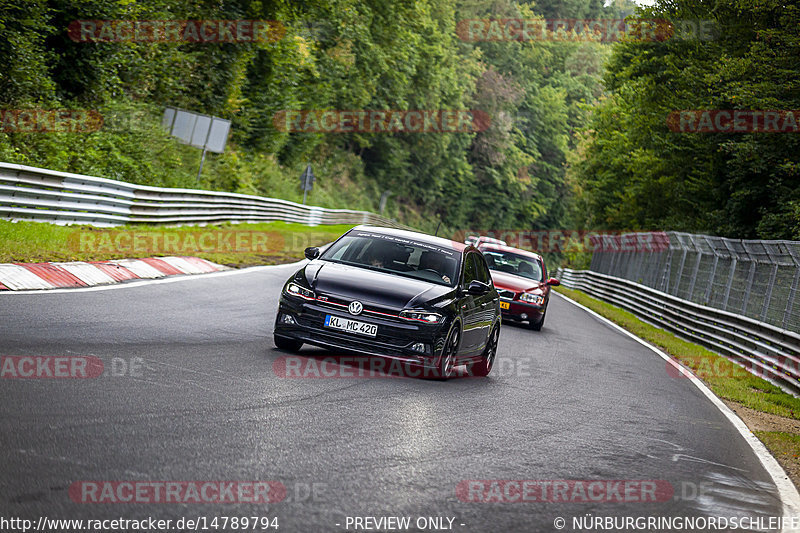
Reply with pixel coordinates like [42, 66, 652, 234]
[519, 293, 544, 305]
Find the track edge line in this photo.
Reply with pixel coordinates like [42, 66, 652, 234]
[553, 290, 800, 527]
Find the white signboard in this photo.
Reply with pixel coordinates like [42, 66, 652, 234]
[162, 107, 230, 154]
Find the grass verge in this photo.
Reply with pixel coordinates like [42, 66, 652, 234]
[556, 286, 800, 488]
[0, 220, 355, 268]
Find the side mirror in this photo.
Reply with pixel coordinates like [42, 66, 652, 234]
[547, 277, 560, 286]
[304, 247, 320, 261]
[466, 280, 491, 295]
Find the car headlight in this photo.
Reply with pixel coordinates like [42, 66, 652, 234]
[519, 292, 544, 305]
[285, 282, 315, 300]
[399, 310, 443, 324]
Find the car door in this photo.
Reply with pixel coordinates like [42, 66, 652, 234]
[458, 252, 481, 354]
[472, 252, 498, 351]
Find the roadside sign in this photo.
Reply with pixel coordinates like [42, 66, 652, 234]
[300, 164, 315, 204]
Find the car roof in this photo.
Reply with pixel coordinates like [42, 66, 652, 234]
[478, 243, 543, 261]
[351, 225, 467, 252]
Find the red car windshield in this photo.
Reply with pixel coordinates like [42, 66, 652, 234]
[481, 250, 543, 282]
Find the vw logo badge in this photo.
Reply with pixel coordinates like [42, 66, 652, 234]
[348, 301, 363, 315]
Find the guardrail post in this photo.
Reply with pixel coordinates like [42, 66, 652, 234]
[673, 249, 688, 296]
[760, 263, 779, 321]
[741, 262, 757, 316]
[659, 250, 673, 293]
[633, 240, 646, 283]
[704, 255, 719, 304]
[686, 252, 703, 301]
[784, 269, 800, 329]
[589, 251, 600, 272]
[722, 258, 737, 310]
[608, 248, 617, 275]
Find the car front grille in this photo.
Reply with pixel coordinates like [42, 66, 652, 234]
[497, 289, 516, 299]
[295, 309, 416, 349]
[315, 294, 404, 321]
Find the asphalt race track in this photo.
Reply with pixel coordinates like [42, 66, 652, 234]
[0, 263, 789, 532]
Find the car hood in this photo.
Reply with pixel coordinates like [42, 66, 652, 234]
[489, 270, 546, 294]
[300, 261, 454, 310]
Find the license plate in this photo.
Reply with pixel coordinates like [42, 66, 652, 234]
[324, 315, 378, 337]
[500, 301, 510, 310]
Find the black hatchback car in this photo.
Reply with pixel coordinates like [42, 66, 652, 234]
[273, 226, 501, 378]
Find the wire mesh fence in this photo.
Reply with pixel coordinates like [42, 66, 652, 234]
[589, 232, 800, 332]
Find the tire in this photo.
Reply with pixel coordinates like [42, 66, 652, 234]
[529, 311, 545, 331]
[274, 335, 303, 352]
[434, 325, 460, 380]
[472, 325, 499, 377]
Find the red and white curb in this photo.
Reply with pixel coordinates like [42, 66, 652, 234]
[0, 257, 228, 291]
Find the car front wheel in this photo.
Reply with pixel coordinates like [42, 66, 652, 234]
[434, 326, 460, 380]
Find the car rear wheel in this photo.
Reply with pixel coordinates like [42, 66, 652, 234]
[274, 335, 303, 352]
[472, 325, 499, 377]
[435, 326, 460, 380]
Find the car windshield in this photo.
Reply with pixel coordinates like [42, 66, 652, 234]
[481, 250, 543, 281]
[321, 232, 460, 287]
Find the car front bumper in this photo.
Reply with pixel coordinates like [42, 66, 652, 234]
[274, 296, 450, 369]
[499, 298, 545, 322]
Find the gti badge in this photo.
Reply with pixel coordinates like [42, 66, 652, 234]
[348, 301, 363, 316]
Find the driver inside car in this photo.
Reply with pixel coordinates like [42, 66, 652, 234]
[418, 251, 451, 284]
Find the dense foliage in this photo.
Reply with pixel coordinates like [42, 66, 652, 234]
[7, 0, 790, 240]
[0, 0, 615, 233]
[568, 0, 800, 239]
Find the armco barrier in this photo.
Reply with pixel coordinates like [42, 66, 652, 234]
[588, 231, 800, 332]
[557, 268, 800, 396]
[0, 162, 408, 228]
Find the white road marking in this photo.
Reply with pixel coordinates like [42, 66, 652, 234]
[108, 258, 166, 279]
[0, 264, 55, 290]
[554, 291, 800, 527]
[0, 261, 304, 295]
[54, 261, 116, 286]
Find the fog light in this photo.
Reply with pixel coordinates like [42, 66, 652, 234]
[280, 313, 296, 325]
[520, 313, 528, 320]
[411, 342, 427, 353]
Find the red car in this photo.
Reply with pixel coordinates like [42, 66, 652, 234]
[477, 244, 560, 330]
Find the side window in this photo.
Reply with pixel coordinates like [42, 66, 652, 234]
[475, 254, 491, 284]
[462, 253, 478, 285]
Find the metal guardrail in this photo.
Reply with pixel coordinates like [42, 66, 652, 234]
[588, 231, 800, 332]
[0, 162, 409, 229]
[557, 268, 800, 396]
